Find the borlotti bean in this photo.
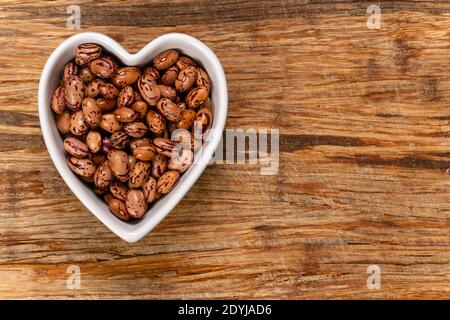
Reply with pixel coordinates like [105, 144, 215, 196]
[50, 45, 213, 221]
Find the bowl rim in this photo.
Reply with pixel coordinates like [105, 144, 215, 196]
[38, 32, 228, 242]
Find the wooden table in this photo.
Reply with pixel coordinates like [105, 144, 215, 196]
[0, 0, 449, 299]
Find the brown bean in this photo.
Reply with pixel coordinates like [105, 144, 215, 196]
[158, 85, 177, 101]
[195, 107, 213, 134]
[138, 73, 160, 106]
[176, 56, 197, 70]
[174, 66, 197, 92]
[196, 68, 211, 92]
[151, 153, 167, 179]
[64, 137, 89, 158]
[146, 110, 166, 134]
[51, 85, 66, 114]
[76, 43, 102, 66]
[96, 97, 116, 111]
[86, 130, 102, 153]
[153, 49, 179, 70]
[56, 111, 71, 134]
[89, 57, 117, 78]
[131, 100, 148, 119]
[70, 110, 89, 135]
[108, 150, 129, 176]
[109, 131, 129, 150]
[85, 79, 104, 98]
[110, 182, 128, 201]
[109, 198, 130, 221]
[94, 160, 113, 189]
[128, 161, 150, 189]
[153, 138, 178, 157]
[124, 121, 148, 138]
[63, 62, 79, 82]
[67, 157, 96, 177]
[65, 76, 85, 111]
[176, 109, 197, 130]
[125, 189, 147, 219]
[156, 98, 182, 122]
[142, 67, 160, 82]
[99, 83, 119, 99]
[82, 97, 102, 128]
[99, 113, 123, 133]
[115, 107, 137, 123]
[168, 148, 193, 173]
[143, 176, 158, 203]
[79, 67, 96, 83]
[112, 67, 141, 88]
[161, 65, 179, 86]
[133, 145, 157, 161]
[129, 137, 152, 152]
[117, 86, 134, 108]
[157, 170, 180, 194]
[186, 86, 209, 109]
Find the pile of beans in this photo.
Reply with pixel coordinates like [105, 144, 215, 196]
[51, 43, 212, 221]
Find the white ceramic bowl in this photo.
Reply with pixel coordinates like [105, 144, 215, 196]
[38, 32, 228, 242]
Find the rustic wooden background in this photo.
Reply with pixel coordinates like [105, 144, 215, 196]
[0, 0, 449, 299]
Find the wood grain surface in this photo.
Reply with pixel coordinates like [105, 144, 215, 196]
[0, 0, 449, 299]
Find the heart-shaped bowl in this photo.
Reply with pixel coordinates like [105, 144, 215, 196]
[38, 32, 228, 242]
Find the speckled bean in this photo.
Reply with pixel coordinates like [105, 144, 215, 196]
[99, 113, 123, 133]
[151, 153, 167, 179]
[143, 176, 158, 203]
[153, 49, 179, 71]
[138, 73, 160, 106]
[156, 170, 180, 194]
[112, 67, 141, 88]
[109, 198, 130, 221]
[125, 189, 147, 219]
[65, 76, 85, 111]
[82, 97, 102, 128]
[86, 130, 102, 153]
[51, 85, 66, 114]
[89, 57, 117, 78]
[174, 66, 197, 93]
[124, 121, 148, 138]
[117, 86, 134, 108]
[128, 161, 150, 189]
[108, 150, 129, 176]
[94, 160, 113, 189]
[64, 137, 89, 158]
[67, 157, 96, 177]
